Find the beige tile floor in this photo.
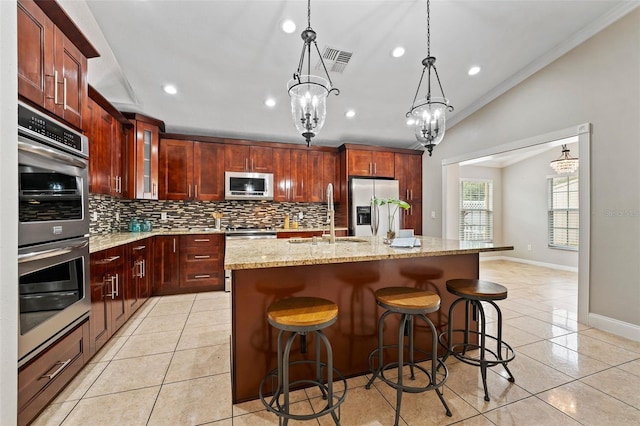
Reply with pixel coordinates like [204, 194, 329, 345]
[33, 260, 640, 425]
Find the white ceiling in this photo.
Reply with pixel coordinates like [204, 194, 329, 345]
[61, 0, 637, 150]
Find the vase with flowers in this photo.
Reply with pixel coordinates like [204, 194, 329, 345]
[373, 196, 410, 243]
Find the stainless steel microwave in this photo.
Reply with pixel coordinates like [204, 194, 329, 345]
[225, 171, 274, 200]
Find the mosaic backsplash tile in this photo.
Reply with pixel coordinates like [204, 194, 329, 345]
[89, 194, 332, 235]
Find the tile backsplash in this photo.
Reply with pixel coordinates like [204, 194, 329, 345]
[89, 194, 331, 235]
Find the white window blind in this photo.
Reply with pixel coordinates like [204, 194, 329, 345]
[548, 175, 579, 250]
[460, 180, 493, 242]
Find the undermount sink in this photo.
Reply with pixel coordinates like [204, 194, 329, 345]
[288, 236, 369, 244]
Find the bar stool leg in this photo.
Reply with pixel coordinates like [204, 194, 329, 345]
[366, 310, 392, 389]
[316, 330, 341, 425]
[407, 315, 415, 380]
[281, 331, 298, 426]
[394, 314, 408, 426]
[491, 300, 515, 383]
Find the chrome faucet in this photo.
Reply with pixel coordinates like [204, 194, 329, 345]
[326, 183, 336, 244]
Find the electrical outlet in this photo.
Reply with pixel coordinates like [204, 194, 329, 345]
[298, 212, 304, 221]
[527, 244, 532, 251]
[161, 212, 167, 221]
[92, 211, 98, 222]
[115, 211, 120, 221]
[431, 211, 436, 219]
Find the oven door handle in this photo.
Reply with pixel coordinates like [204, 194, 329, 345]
[18, 241, 89, 263]
[18, 140, 87, 169]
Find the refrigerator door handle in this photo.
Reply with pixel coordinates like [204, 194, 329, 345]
[370, 197, 379, 236]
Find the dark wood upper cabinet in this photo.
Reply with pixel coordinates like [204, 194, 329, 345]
[86, 87, 129, 197]
[347, 149, 395, 178]
[194, 142, 225, 201]
[17, 0, 53, 108]
[159, 139, 224, 201]
[307, 151, 340, 203]
[224, 144, 273, 173]
[272, 148, 291, 202]
[17, 0, 97, 130]
[159, 139, 193, 200]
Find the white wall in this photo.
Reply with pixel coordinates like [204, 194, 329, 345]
[423, 9, 640, 329]
[0, 1, 18, 423]
[502, 143, 579, 267]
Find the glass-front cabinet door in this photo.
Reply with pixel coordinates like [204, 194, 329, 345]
[135, 121, 159, 199]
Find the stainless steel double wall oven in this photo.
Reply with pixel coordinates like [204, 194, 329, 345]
[17, 101, 90, 366]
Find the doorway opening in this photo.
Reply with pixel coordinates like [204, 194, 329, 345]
[441, 123, 590, 324]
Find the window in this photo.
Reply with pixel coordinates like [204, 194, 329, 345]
[460, 180, 493, 242]
[548, 175, 579, 250]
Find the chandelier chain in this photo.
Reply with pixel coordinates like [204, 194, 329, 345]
[307, 0, 311, 28]
[427, 0, 431, 57]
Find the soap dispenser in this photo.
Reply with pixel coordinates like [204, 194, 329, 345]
[284, 214, 290, 229]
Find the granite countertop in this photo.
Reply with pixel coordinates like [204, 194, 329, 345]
[89, 227, 349, 253]
[224, 236, 514, 270]
[89, 228, 225, 253]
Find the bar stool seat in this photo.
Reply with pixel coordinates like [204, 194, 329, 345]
[366, 287, 451, 426]
[260, 297, 346, 425]
[439, 279, 515, 402]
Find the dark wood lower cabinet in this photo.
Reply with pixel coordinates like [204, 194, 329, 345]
[18, 320, 89, 426]
[89, 246, 126, 356]
[154, 234, 225, 295]
[126, 238, 152, 314]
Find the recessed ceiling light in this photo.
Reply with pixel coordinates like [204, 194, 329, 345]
[264, 98, 276, 108]
[467, 66, 481, 76]
[163, 84, 177, 95]
[281, 19, 296, 34]
[406, 118, 416, 126]
[391, 46, 405, 58]
[345, 110, 356, 118]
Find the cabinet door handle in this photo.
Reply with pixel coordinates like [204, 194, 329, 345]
[63, 77, 67, 110]
[188, 184, 191, 198]
[173, 238, 176, 253]
[97, 255, 120, 264]
[245, 158, 249, 171]
[54, 70, 59, 105]
[141, 259, 145, 278]
[406, 189, 409, 199]
[194, 274, 210, 279]
[251, 159, 254, 171]
[195, 185, 198, 198]
[194, 255, 210, 259]
[40, 359, 72, 380]
[410, 190, 413, 200]
[194, 238, 210, 242]
[153, 182, 157, 196]
[374, 163, 377, 175]
[133, 245, 146, 251]
[114, 273, 119, 297]
[118, 176, 122, 193]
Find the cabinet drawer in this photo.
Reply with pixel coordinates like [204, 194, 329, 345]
[184, 252, 221, 262]
[181, 234, 220, 248]
[18, 320, 88, 426]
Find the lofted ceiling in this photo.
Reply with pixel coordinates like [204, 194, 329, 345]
[61, 0, 637, 150]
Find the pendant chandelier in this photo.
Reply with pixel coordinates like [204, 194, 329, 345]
[550, 144, 579, 174]
[406, 0, 454, 156]
[287, 0, 339, 147]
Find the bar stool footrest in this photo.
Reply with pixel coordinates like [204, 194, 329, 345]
[439, 329, 515, 368]
[367, 344, 448, 393]
[259, 359, 347, 423]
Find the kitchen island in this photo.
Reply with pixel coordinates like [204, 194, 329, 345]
[225, 236, 513, 403]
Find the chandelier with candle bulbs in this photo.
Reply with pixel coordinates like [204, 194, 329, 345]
[407, 0, 454, 156]
[287, 0, 339, 147]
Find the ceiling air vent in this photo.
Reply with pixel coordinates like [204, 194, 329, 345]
[315, 46, 353, 74]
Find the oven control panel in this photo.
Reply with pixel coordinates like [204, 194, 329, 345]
[18, 102, 87, 157]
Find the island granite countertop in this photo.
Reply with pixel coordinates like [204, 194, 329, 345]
[224, 236, 513, 270]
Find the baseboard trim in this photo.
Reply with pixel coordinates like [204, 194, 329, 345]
[588, 313, 640, 342]
[480, 255, 578, 273]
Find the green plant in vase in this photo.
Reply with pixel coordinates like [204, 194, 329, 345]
[373, 197, 410, 241]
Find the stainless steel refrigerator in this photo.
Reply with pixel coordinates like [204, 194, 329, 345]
[350, 178, 400, 237]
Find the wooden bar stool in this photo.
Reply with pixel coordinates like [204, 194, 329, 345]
[365, 287, 451, 426]
[439, 279, 515, 402]
[259, 297, 346, 425]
